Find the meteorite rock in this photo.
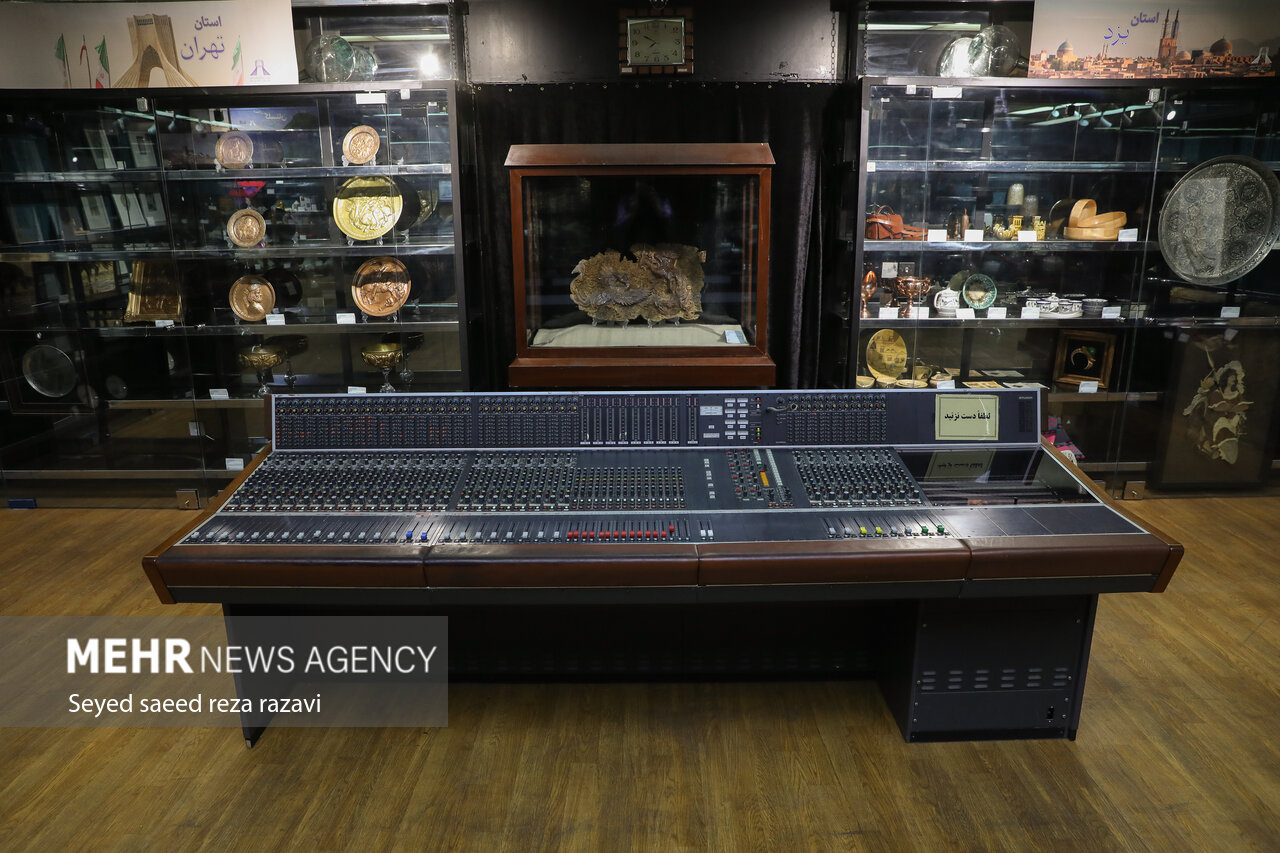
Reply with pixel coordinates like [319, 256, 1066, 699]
[569, 243, 706, 325]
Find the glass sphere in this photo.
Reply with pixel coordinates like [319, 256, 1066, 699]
[304, 35, 355, 83]
[351, 45, 378, 82]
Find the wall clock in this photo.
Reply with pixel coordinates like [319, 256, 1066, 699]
[619, 6, 693, 75]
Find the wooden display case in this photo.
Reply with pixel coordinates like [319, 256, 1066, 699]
[506, 143, 776, 388]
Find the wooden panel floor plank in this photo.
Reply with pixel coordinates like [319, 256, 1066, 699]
[0, 498, 1278, 851]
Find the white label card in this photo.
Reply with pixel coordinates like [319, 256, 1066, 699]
[1079, 381, 1100, 394]
[209, 388, 230, 400]
[355, 92, 387, 105]
[866, 161, 877, 172]
[926, 229, 948, 242]
[347, 386, 367, 395]
[937, 380, 956, 389]
[963, 229, 984, 242]
[988, 307, 1008, 319]
[1220, 307, 1241, 319]
[932, 86, 963, 99]
[154, 319, 174, 328]
[1021, 307, 1041, 319]
[956, 308, 976, 320]
[1017, 230, 1038, 242]
[878, 306, 898, 319]
[1118, 228, 1139, 242]
[265, 313, 285, 326]
[336, 312, 357, 325]
[1102, 306, 1122, 319]
[881, 262, 898, 279]
[225, 458, 245, 472]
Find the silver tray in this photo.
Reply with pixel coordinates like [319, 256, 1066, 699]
[1159, 155, 1280, 287]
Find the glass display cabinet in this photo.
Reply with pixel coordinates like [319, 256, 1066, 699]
[505, 143, 776, 388]
[830, 77, 1280, 489]
[0, 74, 466, 506]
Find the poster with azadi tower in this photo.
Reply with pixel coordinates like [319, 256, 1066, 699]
[0, 0, 298, 89]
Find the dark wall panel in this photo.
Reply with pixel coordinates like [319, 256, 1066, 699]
[464, 0, 839, 83]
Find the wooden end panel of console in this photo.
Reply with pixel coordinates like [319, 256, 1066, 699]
[697, 538, 970, 585]
[140, 446, 274, 603]
[427, 544, 699, 587]
[965, 533, 1175, 583]
[153, 545, 427, 589]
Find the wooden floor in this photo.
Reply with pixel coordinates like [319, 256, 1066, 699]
[0, 497, 1277, 852]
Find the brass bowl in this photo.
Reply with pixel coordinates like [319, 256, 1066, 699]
[360, 342, 403, 370]
[238, 345, 285, 371]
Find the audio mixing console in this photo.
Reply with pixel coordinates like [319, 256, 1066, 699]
[143, 388, 1183, 743]
[145, 388, 1179, 598]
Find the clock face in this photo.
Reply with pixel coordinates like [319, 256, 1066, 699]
[627, 17, 685, 66]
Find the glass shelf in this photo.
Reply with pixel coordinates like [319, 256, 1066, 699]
[862, 239, 1156, 253]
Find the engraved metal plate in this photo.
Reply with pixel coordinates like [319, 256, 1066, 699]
[866, 329, 908, 382]
[351, 256, 411, 317]
[342, 125, 380, 165]
[1159, 155, 1280, 286]
[229, 274, 276, 322]
[215, 131, 254, 169]
[226, 208, 267, 248]
[333, 175, 403, 242]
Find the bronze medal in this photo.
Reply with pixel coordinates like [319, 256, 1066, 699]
[229, 275, 276, 322]
[351, 256, 410, 318]
[227, 208, 267, 247]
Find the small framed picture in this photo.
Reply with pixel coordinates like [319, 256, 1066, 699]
[128, 132, 159, 169]
[85, 127, 115, 170]
[139, 191, 165, 227]
[80, 193, 112, 231]
[1053, 330, 1116, 389]
[111, 191, 146, 228]
[81, 261, 119, 296]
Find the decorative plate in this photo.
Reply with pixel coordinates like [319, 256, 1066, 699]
[866, 329, 908, 383]
[351, 256, 411, 317]
[962, 273, 997, 310]
[342, 125, 380, 165]
[215, 132, 254, 169]
[229, 274, 276, 322]
[226, 208, 266, 247]
[1159, 155, 1280, 286]
[333, 175, 403, 242]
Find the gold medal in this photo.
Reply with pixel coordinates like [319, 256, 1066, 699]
[226, 208, 266, 248]
[333, 176, 402, 242]
[229, 275, 276, 322]
[215, 131, 254, 169]
[351, 256, 410, 318]
[342, 125, 380, 165]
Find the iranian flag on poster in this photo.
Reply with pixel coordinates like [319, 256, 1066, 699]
[94, 37, 111, 88]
